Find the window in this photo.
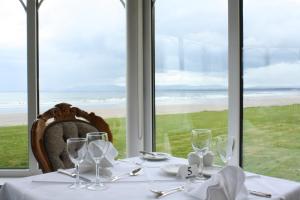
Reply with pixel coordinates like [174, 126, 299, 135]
[39, 0, 127, 158]
[243, 0, 300, 181]
[0, 0, 28, 169]
[154, 0, 228, 158]
[1, 0, 299, 181]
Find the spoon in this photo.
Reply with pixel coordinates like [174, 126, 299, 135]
[150, 186, 184, 198]
[111, 167, 142, 182]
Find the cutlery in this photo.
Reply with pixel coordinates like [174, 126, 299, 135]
[32, 180, 72, 184]
[150, 186, 184, 198]
[249, 190, 272, 198]
[57, 169, 92, 183]
[139, 151, 157, 156]
[111, 167, 142, 182]
[33, 178, 182, 184]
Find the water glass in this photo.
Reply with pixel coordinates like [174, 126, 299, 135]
[87, 132, 109, 190]
[191, 129, 212, 179]
[67, 138, 87, 189]
[216, 135, 235, 165]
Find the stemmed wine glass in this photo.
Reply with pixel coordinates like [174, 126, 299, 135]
[67, 138, 87, 189]
[216, 135, 235, 165]
[86, 132, 109, 190]
[191, 129, 212, 179]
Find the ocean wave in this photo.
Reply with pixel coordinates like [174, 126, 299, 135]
[0, 90, 299, 114]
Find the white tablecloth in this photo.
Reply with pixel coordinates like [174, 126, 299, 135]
[0, 157, 300, 200]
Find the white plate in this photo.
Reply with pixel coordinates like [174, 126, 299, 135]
[161, 163, 185, 175]
[141, 152, 170, 161]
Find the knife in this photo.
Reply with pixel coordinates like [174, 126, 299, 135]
[249, 190, 272, 198]
[57, 169, 92, 183]
[33, 178, 183, 184]
[139, 151, 157, 156]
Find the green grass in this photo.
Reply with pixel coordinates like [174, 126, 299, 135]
[0, 125, 28, 168]
[243, 105, 300, 181]
[0, 104, 299, 181]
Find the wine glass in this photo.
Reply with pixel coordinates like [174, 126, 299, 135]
[67, 138, 87, 189]
[86, 132, 109, 190]
[191, 129, 212, 179]
[216, 135, 235, 165]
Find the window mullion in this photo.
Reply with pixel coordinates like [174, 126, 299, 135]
[126, 0, 154, 156]
[126, 0, 144, 156]
[143, 0, 154, 152]
[228, 0, 242, 167]
[27, 0, 40, 174]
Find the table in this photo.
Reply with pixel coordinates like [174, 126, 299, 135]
[1, 157, 300, 200]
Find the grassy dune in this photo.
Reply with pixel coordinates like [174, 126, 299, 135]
[0, 104, 299, 181]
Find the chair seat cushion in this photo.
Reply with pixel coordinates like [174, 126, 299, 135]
[44, 120, 98, 170]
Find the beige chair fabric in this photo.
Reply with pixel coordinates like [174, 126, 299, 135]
[44, 121, 97, 171]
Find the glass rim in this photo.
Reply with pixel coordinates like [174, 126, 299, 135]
[67, 137, 87, 142]
[86, 132, 108, 137]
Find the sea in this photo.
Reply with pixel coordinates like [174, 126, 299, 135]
[0, 88, 299, 114]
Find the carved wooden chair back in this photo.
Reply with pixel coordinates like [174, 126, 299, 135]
[31, 103, 112, 173]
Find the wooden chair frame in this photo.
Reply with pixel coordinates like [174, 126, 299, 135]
[31, 103, 112, 173]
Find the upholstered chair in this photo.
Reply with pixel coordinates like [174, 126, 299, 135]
[31, 103, 112, 173]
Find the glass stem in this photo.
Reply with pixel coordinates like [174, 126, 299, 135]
[95, 160, 100, 185]
[75, 163, 80, 186]
[199, 152, 204, 176]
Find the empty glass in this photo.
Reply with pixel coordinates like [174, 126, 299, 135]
[191, 129, 212, 179]
[67, 138, 87, 189]
[87, 132, 109, 190]
[216, 135, 235, 165]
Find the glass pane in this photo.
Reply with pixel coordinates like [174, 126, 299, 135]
[155, 0, 228, 161]
[0, 1, 28, 168]
[39, 0, 126, 158]
[243, 0, 300, 181]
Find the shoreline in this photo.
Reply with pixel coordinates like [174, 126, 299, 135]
[1, 95, 300, 126]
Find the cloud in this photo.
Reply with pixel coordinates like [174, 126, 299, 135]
[0, 1, 26, 48]
[244, 0, 300, 47]
[1, 0, 300, 92]
[114, 70, 227, 89]
[114, 77, 126, 87]
[39, 0, 125, 43]
[245, 62, 300, 88]
[155, 70, 227, 88]
[156, 0, 227, 37]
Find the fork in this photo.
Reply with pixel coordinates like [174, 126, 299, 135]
[150, 186, 184, 198]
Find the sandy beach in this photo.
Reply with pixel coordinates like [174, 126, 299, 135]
[1, 95, 300, 126]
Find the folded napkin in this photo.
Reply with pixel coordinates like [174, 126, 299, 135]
[188, 151, 214, 167]
[79, 141, 118, 173]
[186, 165, 248, 200]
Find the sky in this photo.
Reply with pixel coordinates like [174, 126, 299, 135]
[1, 0, 300, 91]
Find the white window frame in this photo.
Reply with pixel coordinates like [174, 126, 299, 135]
[130, 0, 243, 165]
[0, 0, 242, 176]
[228, 0, 242, 166]
[126, 0, 154, 156]
[0, 0, 40, 177]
